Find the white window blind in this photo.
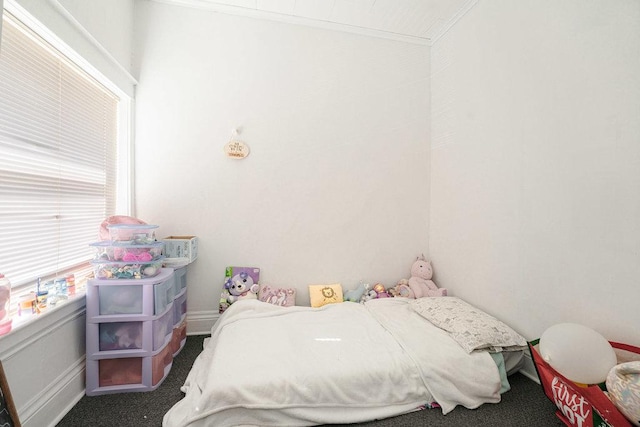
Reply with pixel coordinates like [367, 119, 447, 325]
[0, 10, 119, 288]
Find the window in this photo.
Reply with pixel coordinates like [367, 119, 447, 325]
[0, 8, 127, 290]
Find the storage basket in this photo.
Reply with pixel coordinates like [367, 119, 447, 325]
[529, 339, 640, 427]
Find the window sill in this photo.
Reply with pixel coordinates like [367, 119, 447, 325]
[0, 289, 86, 359]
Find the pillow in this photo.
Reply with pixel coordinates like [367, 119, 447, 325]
[309, 284, 343, 307]
[258, 284, 296, 307]
[410, 297, 527, 353]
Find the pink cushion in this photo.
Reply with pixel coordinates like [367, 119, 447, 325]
[258, 284, 296, 307]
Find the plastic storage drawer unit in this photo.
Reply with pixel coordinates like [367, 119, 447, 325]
[86, 268, 175, 319]
[107, 224, 158, 244]
[171, 319, 187, 356]
[86, 304, 174, 358]
[86, 268, 179, 396]
[86, 340, 174, 395]
[173, 289, 187, 327]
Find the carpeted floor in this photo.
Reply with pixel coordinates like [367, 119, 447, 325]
[57, 335, 564, 427]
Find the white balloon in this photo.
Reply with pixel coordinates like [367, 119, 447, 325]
[539, 323, 617, 385]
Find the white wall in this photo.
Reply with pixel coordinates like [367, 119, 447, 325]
[57, 0, 134, 72]
[8, 0, 135, 95]
[133, 1, 431, 320]
[430, 0, 640, 346]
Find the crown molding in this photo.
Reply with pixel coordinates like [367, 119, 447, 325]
[429, 0, 478, 46]
[150, 0, 430, 46]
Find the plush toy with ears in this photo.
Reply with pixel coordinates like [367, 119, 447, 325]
[225, 272, 259, 303]
[406, 255, 447, 298]
[344, 282, 367, 302]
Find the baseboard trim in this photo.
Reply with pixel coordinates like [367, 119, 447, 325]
[22, 357, 86, 427]
[186, 310, 219, 335]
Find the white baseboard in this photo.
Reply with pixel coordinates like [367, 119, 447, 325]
[39, 359, 86, 427]
[186, 310, 220, 335]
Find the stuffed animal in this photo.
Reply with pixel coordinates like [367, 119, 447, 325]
[344, 282, 367, 302]
[360, 287, 378, 303]
[225, 272, 259, 303]
[388, 281, 413, 298]
[405, 255, 447, 298]
[372, 283, 390, 298]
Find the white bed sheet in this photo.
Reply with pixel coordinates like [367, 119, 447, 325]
[163, 298, 503, 427]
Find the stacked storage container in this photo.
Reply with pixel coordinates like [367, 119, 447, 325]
[171, 266, 188, 356]
[85, 224, 178, 396]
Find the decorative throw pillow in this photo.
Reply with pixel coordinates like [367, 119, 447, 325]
[410, 297, 527, 353]
[258, 284, 296, 307]
[309, 284, 343, 307]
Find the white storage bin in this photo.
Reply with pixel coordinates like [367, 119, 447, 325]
[154, 273, 175, 315]
[98, 321, 143, 351]
[86, 268, 174, 318]
[91, 241, 164, 262]
[107, 224, 158, 244]
[86, 310, 172, 357]
[85, 340, 174, 396]
[173, 289, 187, 327]
[96, 285, 144, 315]
[152, 305, 174, 351]
[92, 258, 164, 280]
[161, 236, 198, 263]
[173, 266, 187, 295]
[87, 320, 151, 358]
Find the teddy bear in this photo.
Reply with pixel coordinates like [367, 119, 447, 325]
[403, 255, 447, 298]
[225, 272, 259, 303]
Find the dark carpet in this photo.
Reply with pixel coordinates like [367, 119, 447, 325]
[57, 335, 564, 427]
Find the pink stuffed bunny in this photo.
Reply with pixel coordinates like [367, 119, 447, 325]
[407, 255, 447, 298]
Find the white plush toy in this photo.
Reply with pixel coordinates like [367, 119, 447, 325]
[406, 255, 447, 298]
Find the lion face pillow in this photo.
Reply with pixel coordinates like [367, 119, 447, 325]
[309, 284, 343, 307]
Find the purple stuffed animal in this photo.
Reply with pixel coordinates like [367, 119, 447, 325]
[225, 272, 259, 303]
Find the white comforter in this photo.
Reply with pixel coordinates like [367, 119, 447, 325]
[163, 298, 502, 427]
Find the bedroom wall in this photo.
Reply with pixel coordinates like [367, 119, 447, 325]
[132, 1, 431, 325]
[56, 0, 134, 73]
[9, 0, 135, 95]
[429, 0, 640, 346]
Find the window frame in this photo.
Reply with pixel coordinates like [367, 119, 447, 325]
[1, 1, 132, 297]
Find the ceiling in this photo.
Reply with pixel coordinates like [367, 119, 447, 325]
[153, 0, 477, 45]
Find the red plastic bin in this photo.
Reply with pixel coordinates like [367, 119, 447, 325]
[529, 339, 640, 427]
